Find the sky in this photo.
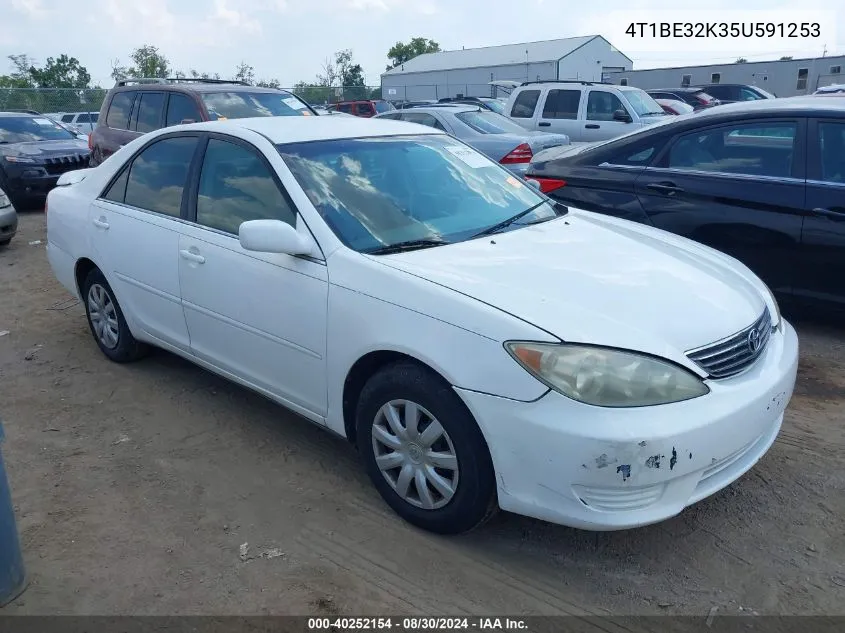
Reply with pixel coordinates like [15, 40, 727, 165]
[0, 0, 842, 88]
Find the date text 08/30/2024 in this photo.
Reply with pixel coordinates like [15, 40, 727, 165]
[308, 617, 529, 631]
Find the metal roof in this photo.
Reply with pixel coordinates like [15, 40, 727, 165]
[383, 36, 616, 76]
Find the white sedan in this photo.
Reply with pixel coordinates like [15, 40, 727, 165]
[45, 116, 798, 534]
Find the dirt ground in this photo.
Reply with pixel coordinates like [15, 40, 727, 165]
[1, 211, 843, 618]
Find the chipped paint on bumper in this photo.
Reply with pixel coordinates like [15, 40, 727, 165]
[455, 321, 799, 531]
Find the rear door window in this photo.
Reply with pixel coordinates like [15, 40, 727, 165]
[106, 92, 135, 129]
[541, 89, 581, 119]
[337, 103, 353, 113]
[166, 93, 202, 126]
[124, 136, 198, 217]
[134, 92, 165, 133]
[401, 112, 446, 131]
[510, 90, 540, 118]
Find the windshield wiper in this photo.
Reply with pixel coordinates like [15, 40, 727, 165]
[470, 201, 549, 238]
[363, 238, 451, 255]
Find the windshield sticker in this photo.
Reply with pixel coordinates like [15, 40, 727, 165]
[506, 176, 523, 188]
[283, 97, 304, 109]
[33, 118, 56, 126]
[444, 145, 491, 168]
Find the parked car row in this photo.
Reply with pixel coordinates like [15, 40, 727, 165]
[373, 104, 570, 175]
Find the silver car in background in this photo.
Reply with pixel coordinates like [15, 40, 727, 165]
[374, 104, 570, 175]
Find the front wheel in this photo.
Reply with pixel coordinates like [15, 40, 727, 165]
[356, 362, 497, 534]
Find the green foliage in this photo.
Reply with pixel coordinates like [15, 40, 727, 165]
[29, 54, 91, 89]
[735, 57, 748, 64]
[386, 38, 441, 70]
[293, 81, 333, 105]
[779, 56, 793, 61]
[234, 62, 255, 85]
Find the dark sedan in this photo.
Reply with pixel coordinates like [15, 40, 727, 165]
[525, 97, 845, 313]
[0, 112, 89, 209]
[646, 88, 719, 110]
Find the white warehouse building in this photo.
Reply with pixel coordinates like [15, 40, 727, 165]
[380, 35, 632, 102]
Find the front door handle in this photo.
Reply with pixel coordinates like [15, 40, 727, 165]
[179, 249, 206, 264]
[92, 217, 110, 230]
[538, 121, 551, 127]
[812, 207, 845, 219]
[646, 182, 684, 196]
[585, 124, 600, 129]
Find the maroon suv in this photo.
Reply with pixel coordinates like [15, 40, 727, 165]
[89, 78, 316, 166]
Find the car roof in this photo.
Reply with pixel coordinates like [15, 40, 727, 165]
[649, 87, 705, 93]
[111, 83, 290, 94]
[686, 95, 845, 119]
[0, 112, 35, 118]
[396, 105, 480, 114]
[172, 115, 447, 144]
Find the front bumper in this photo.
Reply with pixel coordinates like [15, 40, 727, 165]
[3, 166, 60, 207]
[456, 321, 799, 530]
[0, 204, 17, 243]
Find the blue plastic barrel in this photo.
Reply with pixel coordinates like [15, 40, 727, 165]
[0, 420, 26, 606]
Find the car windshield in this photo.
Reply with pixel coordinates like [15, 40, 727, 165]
[374, 101, 394, 113]
[278, 135, 560, 253]
[623, 89, 667, 116]
[754, 87, 777, 99]
[455, 109, 528, 134]
[201, 91, 312, 120]
[481, 99, 507, 115]
[0, 115, 76, 143]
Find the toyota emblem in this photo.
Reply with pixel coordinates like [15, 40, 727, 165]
[747, 328, 761, 353]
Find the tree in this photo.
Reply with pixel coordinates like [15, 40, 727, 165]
[256, 78, 281, 88]
[0, 55, 33, 89]
[735, 57, 748, 64]
[335, 49, 367, 99]
[110, 58, 128, 82]
[386, 37, 440, 70]
[28, 54, 91, 88]
[234, 61, 255, 85]
[129, 45, 170, 78]
[779, 56, 793, 61]
[292, 81, 332, 105]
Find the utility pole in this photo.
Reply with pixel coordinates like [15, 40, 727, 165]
[823, 44, 827, 57]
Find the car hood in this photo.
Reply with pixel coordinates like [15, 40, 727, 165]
[373, 209, 767, 364]
[0, 139, 89, 159]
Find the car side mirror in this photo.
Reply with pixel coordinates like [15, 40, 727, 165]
[613, 109, 633, 123]
[239, 219, 316, 257]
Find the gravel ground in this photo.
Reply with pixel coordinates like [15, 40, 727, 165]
[1, 211, 843, 617]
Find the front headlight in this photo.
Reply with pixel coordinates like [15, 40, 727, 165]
[3, 155, 37, 164]
[761, 283, 781, 330]
[0, 191, 9, 208]
[505, 342, 709, 407]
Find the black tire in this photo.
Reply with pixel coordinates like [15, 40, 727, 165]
[82, 268, 148, 363]
[356, 361, 497, 534]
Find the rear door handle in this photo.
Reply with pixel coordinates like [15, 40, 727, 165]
[812, 207, 845, 219]
[538, 121, 551, 127]
[179, 249, 206, 264]
[92, 217, 109, 230]
[646, 182, 684, 196]
[585, 124, 600, 129]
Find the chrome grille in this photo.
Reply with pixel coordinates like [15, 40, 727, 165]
[686, 307, 772, 379]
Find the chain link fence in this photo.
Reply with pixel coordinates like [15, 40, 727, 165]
[0, 88, 107, 117]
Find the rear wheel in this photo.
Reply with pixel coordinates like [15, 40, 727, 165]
[82, 268, 147, 362]
[356, 362, 497, 534]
